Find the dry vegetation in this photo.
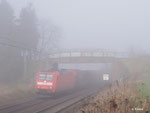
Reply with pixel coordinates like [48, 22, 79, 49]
[77, 79, 150, 113]
[76, 58, 150, 113]
[0, 83, 36, 105]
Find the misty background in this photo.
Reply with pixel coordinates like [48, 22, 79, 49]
[9, 0, 150, 52]
[1, 1, 150, 110]
[0, 0, 150, 85]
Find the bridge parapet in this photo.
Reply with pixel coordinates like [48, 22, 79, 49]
[49, 50, 128, 59]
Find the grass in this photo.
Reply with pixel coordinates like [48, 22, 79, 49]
[75, 58, 150, 113]
[138, 74, 150, 99]
[76, 79, 150, 113]
[0, 83, 36, 105]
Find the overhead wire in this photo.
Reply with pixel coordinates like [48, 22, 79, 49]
[0, 36, 40, 53]
[0, 42, 40, 53]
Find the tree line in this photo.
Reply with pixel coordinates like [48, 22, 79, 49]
[0, 0, 60, 84]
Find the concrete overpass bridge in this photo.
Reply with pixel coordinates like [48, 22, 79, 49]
[41, 49, 129, 70]
[40, 49, 129, 82]
[47, 49, 128, 63]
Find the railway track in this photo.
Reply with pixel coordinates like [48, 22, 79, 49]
[0, 86, 102, 113]
[35, 88, 98, 113]
[0, 97, 44, 113]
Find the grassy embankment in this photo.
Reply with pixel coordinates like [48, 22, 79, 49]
[124, 57, 150, 99]
[76, 57, 150, 113]
[0, 61, 38, 104]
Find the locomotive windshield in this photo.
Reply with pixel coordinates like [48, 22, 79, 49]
[39, 74, 46, 80]
[47, 74, 53, 80]
[39, 73, 53, 80]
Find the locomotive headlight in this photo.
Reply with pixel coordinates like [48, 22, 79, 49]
[47, 82, 53, 85]
[37, 82, 43, 85]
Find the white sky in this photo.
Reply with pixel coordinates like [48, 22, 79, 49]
[8, 0, 150, 52]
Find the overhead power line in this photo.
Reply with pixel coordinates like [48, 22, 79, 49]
[0, 36, 39, 51]
[0, 42, 40, 53]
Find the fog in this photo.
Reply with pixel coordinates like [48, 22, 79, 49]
[1, 1, 150, 112]
[8, 0, 150, 52]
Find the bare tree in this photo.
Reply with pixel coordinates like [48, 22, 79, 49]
[38, 20, 61, 57]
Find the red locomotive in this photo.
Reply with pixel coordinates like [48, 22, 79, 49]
[36, 69, 77, 93]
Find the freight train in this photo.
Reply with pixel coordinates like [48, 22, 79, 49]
[36, 69, 104, 94]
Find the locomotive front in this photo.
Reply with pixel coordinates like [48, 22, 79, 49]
[36, 72, 57, 93]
